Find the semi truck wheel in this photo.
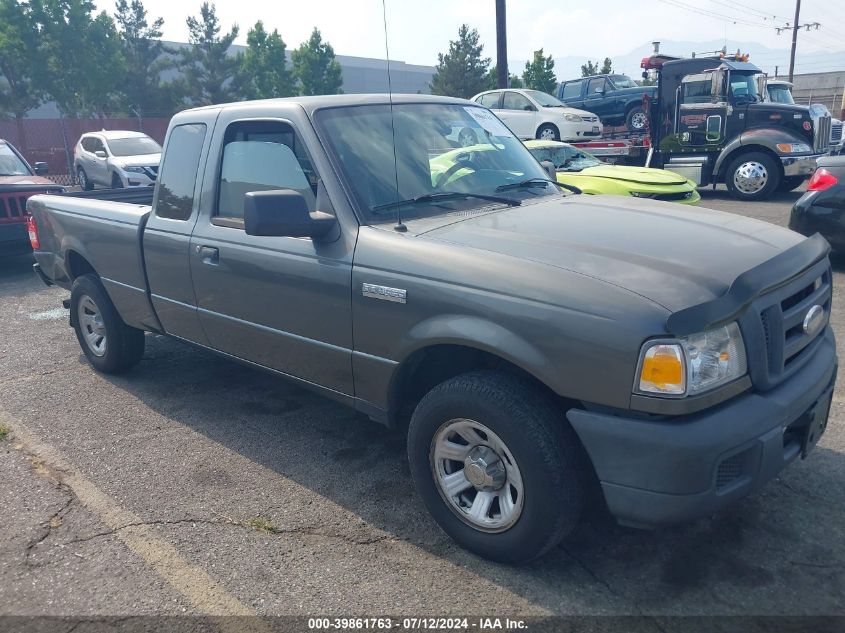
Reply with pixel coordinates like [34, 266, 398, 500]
[407, 371, 585, 564]
[536, 124, 560, 141]
[725, 152, 780, 201]
[626, 106, 648, 132]
[71, 274, 145, 374]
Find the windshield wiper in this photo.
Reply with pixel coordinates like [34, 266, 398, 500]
[371, 191, 520, 213]
[496, 178, 582, 195]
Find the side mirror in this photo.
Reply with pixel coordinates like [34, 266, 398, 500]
[94, 150, 107, 159]
[540, 160, 558, 182]
[244, 189, 337, 239]
[34, 162, 49, 175]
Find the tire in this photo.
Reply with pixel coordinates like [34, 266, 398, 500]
[725, 151, 781, 201]
[625, 106, 648, 132]
[70, 274, 145, 374]
[407, 371, 585, 564]
[777, 176, 806, 192]
[111, 172, 124, 189]
[458, 127, 478, 147]
[536, 123, 560, 142]
[77, 167, 92, 191]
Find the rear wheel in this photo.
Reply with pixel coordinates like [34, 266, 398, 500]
[777, 176, 806, 192]
[626, 106, 648, 132]
[536, 123, 560, 142]
[407, 371, 585, 563]
[725, 151, 780, 201]
[71, 274, 144, 374]
[77, 167, 92, 191]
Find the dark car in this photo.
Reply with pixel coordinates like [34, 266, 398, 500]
[790, 155, 845, 251]
[0, 140, 63, 255]
[556, 74, 657, 131]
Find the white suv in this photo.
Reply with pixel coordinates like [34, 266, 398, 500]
[73, 131, 162, 190]
[470, 89, 603, 142]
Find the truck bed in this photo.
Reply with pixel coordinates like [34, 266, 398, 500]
[27, 187, 160, 332]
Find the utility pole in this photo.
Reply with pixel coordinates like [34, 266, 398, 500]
[496, 0, 507, 88]
[788, 0, 801, 82]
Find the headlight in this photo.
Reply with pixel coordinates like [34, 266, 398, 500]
[564, 114, 583, 122]
[636, 322, 747, 397]
[123, 166, 146, 173]
[776, 142, 812, 153]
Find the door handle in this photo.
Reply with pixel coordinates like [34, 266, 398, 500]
[196, 245, 219, 265]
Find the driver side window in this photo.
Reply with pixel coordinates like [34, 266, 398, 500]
[502, 92, 533, 111]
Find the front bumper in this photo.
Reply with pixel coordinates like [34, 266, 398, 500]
[563, 122, 604, 141]
[781, 153, 826, 177]
[118, 169, 156, 187]
[567, 327, 837, 527]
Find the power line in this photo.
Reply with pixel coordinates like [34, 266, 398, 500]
[706, 0, 789, 22]
[656, 0, 776, 28]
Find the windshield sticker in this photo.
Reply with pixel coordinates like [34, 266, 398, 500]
[463, 107, 511, 137]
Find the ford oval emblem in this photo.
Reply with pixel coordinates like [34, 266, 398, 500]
[802, 305, 825, 337]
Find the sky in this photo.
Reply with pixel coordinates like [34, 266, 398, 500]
[96, 0, 844, 69]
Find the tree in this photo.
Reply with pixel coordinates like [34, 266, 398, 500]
[236, 21, 294, 100]
[581, 57, 612, 77]
[0, 0, 44, 145]
[291, 28, 342, 96]
[179, 2, 239, 105]
[485, 66, 522, 90]
[430, 24, 490, 98]
[114, 0, 178, 116]
[522, 49, 556, 93]
[31, 0, 125, 116]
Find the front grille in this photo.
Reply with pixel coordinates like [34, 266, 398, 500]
[581, 116, 598, 122]
[832, 122, 843, 144]
[0, 191, 45, 224]
[653, 191, 694, 202]
[753, 262, 831, 388]
[814, 115, 831, 153]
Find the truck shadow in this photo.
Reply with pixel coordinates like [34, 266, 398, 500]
[100, 333, 845, 615]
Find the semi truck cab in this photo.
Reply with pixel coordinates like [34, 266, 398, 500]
[642, 55, 830, 200]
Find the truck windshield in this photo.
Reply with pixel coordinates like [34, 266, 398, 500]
[609, 75, 637, 89]
[0, 143, 32, 176]
[729, 73, 762, 104]
[317, 103, 558, 224]
[768, 84, 795, 104]
[107, 136, 162, 156]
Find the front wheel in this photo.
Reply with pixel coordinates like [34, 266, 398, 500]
[725, 151, 780, 201]
[407, 371, 585, 563]
[77, 167, 92, 191]
[536, 123, 560, 142]
[71, 274, 145, 374]
[626, 106, 648, 132]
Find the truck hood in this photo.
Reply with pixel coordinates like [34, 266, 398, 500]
[418, 195, 803, 314]
[575, 164, 689, 185]
[0, 175, 57, 186]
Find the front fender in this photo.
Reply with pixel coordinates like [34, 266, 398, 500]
[715, 128, 808, 175]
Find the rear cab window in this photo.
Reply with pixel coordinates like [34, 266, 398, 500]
[213, 119, 321, 229]
[154, 123, 208, 221]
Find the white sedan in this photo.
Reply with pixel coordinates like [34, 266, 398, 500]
[470, 88, 602, 142]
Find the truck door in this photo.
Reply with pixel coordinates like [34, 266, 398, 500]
[674, 72, 727, 154]
[143, 118, 215, 345]
[188, 116, 355, 395]
[584, 77, 612, 120]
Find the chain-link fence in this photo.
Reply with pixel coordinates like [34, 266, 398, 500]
[0, 114, 171, 186]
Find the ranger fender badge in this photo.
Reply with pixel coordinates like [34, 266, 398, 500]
[362, 283, 406, 304]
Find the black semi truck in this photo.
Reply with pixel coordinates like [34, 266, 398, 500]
[640, 54, 831, 200]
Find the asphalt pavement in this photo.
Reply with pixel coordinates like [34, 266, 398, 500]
[1, 186, 843, 626]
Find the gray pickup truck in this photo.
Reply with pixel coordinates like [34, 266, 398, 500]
[28, 95, 837, 563]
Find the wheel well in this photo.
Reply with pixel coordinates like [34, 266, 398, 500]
[717, 145, 783, 181]
[388, 344, 565, 428]
[66, 250, 96, 281]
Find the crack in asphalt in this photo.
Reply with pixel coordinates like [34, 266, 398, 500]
[62, 516, 396, 548]
[24, 484, 76, 566]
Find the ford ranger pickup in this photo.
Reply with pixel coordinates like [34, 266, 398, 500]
[28, 95, 837, 563]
